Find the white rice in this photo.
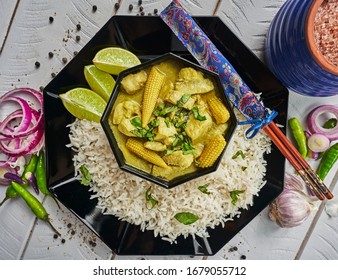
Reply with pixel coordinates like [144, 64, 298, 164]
[67, 113, 271, 243]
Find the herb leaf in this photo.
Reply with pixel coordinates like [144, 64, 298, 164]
[174, 212, 199, 225]
[177, 94, 190, 108]
[229, 190, 245, 205]
[79, 165, 91, 186]
[145, 187, 158, 209]
[198, 184, 210, 195]
[130, 116, 142, 128]
[232, 150, 246, 159]
[192, 106, 206, 121]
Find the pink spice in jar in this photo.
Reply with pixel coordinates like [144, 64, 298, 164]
[313, 0, 338, 68]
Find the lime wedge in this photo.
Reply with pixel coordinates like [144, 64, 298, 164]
[92, 47, 141, 75]
[84, 64, 116, 101]
[59, 88, 107, 123]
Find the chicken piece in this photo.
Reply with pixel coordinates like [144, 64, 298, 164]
[112, 100, 141, 125]
[175, 67, 214, 94]
[121, 70, 147, 95]
[144, 141, 167, 152]
[175, 79, 214, 95]
[164, 90, 196, 110]
[193, 143, 204, 158]
[163, 151, 194, 169]
[154, 117, 177, 145]
[152, 165, 180, 179]
[202, 123, 229, 145]
[185, 101, 213, 143]
[118, 118, 137, 137]
[178, 67, 204, 81]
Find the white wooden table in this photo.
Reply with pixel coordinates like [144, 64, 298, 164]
[1, 0, 338, 260]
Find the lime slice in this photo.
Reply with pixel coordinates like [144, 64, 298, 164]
[92, 47, 141, 75]
[59, 88, 107, 123]
[84, 64, 116, 101]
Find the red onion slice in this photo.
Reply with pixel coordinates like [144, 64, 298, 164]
[307, 105, 338, 141]
[0, 87, 44, 158]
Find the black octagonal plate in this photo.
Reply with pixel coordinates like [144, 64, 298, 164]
[43, 16, 288, 256]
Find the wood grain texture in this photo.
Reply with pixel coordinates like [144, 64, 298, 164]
[215, 0, 286, 60]
[0, 0, 19, 53]
[116, 0, 219, 16]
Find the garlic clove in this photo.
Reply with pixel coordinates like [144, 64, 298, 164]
[325, 199, 338, 217]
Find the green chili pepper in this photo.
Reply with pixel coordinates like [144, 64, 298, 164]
[0, 185, 18, 207]
[0, 154, 39, 207]
[36, 151, 60, 209]
[288, 117, 307, 158]
[323, 118, 337, 129]
[317, 142, 338, 180]
[21, 154, 39, 184]
[11, 181, 60, 236]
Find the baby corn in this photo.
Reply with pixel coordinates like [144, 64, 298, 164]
[142, 66, 165, 127]
[198, 134, 226, 168]
[206, 92, 230, 124]
[126, 138, 168, 168]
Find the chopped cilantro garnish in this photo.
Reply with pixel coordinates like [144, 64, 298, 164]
[198, 184, 210, 195]
[145, 187, 158, 210]
[79, 165, 91, 186]
[174, 212, 199, 225]
[130, 116, 142, 128]
[229, 190, 245, 205]
[192, 106, 206, 121]
[176, 94, 190, 108]
[232, 150, 246, 159]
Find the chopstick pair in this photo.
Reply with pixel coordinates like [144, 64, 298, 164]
[264, 121, 333, 200]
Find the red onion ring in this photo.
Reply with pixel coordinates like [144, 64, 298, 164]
[0, 88, 44, 158]
[307, 105, 338, 141]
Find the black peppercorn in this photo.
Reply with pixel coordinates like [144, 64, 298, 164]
[140, 11, 145, 16]
[128, 4, 133, 11]
[92, 5, 97, 12]
[240, 255, 247, 260]
[51, 72, 56, 78]
[114, 3, 120, 10]
[48, 51, 54, 58]
[61, 238, 66, 244]
[154, 8, 158, 14]
[73, 51, 78, 56]
[76, 35, 80, 42]
[76, 23, 81, 30]
[138, 0, 142, 5]
[62, 57, 68, 64]
[49, 16, 54, 23]
[35, 61, 40, 68]
[53, 234, 58, 239]
[139, 6, 144, 12]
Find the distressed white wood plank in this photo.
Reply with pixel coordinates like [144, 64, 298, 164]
[0, 0, 19, 53]
[215, 0, 286, 60]
[22, 198, 113, 260]
[299, 177, 338, 260]
[116, 0, 219, 16]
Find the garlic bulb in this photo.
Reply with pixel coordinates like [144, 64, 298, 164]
[269, 173, 315, 228]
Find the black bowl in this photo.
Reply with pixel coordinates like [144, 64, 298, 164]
[100, 53, 237, 189]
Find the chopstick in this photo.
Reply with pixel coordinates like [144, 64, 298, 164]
[264, 121, 333, 200]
